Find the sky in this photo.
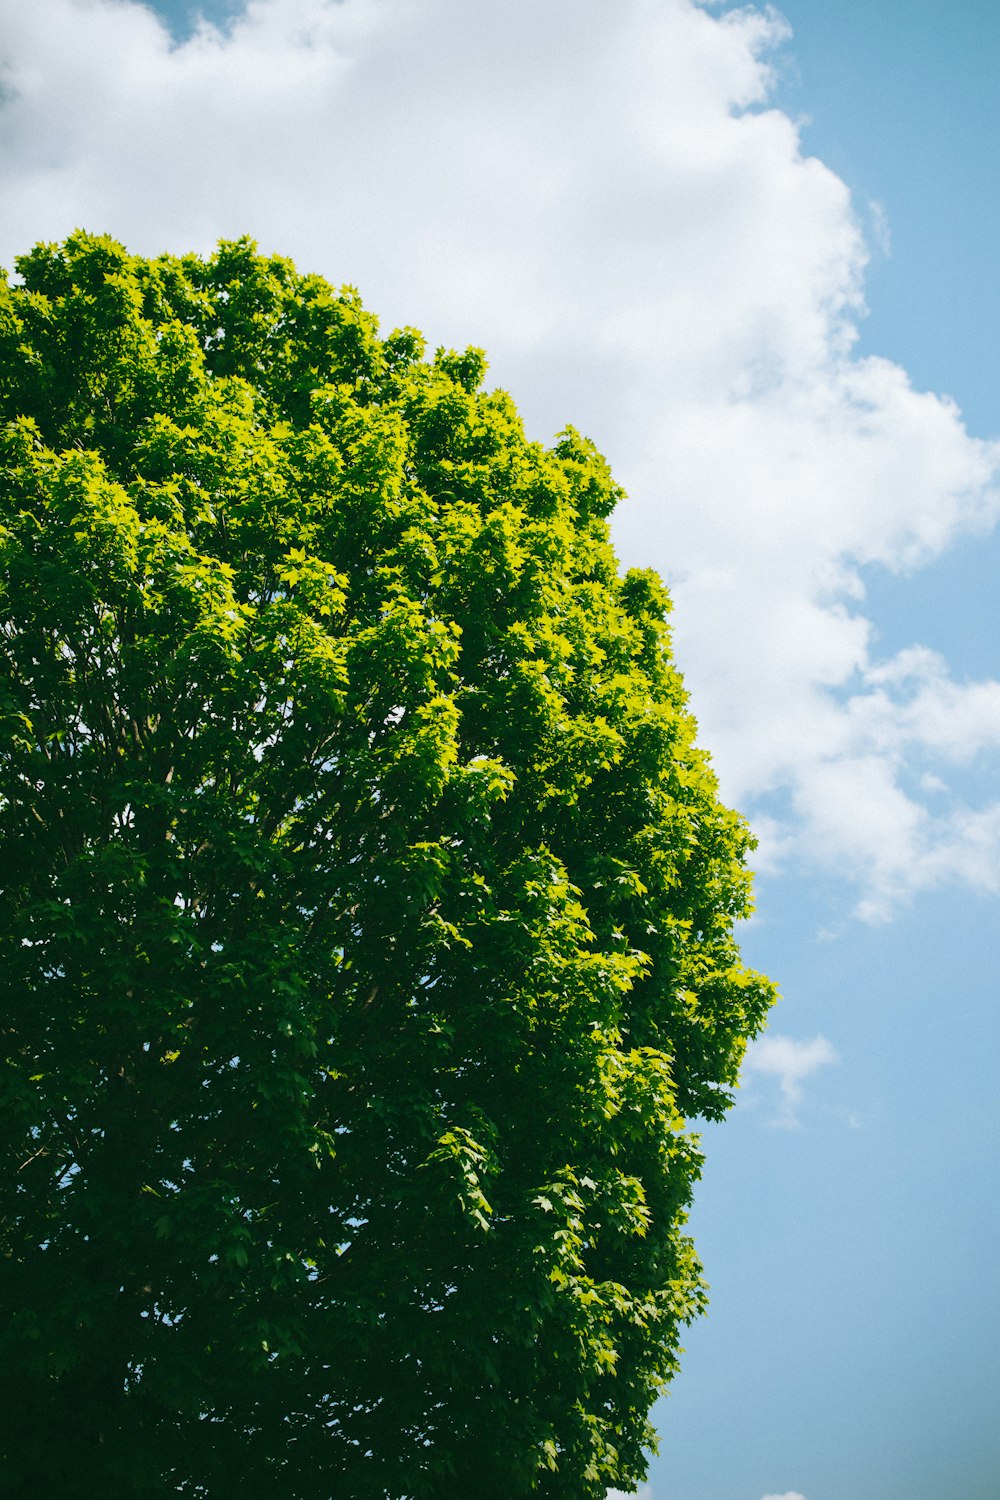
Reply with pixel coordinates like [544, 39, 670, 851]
[0, 2, 997, 1496]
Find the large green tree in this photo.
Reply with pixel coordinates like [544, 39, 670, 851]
[0, 233, 774, 1498]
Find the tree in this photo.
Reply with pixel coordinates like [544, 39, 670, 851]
[0, 232, 774, 1498]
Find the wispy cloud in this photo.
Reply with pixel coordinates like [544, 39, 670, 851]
[868, 199, 892, 256]
[761, 1492, 808, 1500]
[742, 1035, 838, 1126]
[2, 0, 999, 918]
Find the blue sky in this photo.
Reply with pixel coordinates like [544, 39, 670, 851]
[0, 2, 997, 1496]
[644, 8, 1000, 1496]
[775, 0, 1000, 436]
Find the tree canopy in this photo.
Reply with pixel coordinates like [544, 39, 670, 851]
[0, 232, 775, 1498]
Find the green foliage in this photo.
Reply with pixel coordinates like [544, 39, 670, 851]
[0, 232, 775, 1497]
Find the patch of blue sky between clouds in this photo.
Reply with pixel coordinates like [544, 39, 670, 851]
[140, 0, 246, 43]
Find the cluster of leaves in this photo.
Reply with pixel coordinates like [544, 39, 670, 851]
[0, 233, 775, 1498]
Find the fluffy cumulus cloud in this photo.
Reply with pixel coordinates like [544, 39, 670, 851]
[742, 1034, 838, 1126]
[2, 0, 999, 916]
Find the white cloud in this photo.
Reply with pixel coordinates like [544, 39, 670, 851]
[761, 1493, 808, 1500]
[868, 198, 892, 256]
[742, 1034, 838, 1126]
[1, 0, 999, 917]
